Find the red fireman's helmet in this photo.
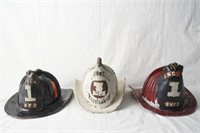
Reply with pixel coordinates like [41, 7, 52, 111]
[130, 63, 197, 116]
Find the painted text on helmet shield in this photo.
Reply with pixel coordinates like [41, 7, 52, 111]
[163, 81, 181, 107]
[21, 84, 38, 109]
[157, 76, 184, 110]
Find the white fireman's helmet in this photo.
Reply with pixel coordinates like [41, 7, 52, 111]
[83, 57, 118, 109]
[75, 57, 125, 113]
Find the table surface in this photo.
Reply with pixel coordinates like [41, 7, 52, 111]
[1, 84, 199, 132]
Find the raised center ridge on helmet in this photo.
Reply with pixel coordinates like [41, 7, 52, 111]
[82, 57, 118, 109]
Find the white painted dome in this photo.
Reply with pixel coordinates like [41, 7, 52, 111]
[82, 58, 118, 109]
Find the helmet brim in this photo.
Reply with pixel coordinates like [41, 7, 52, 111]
[74, 78, 125, 113]
[4, 89, 73, 119]
[130, 86, 197, 116]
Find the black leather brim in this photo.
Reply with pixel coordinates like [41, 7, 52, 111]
[4, 89, 73, 119]
[129, 86, 197, 116]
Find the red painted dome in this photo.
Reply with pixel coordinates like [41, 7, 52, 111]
[142, 67, 163, 103]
